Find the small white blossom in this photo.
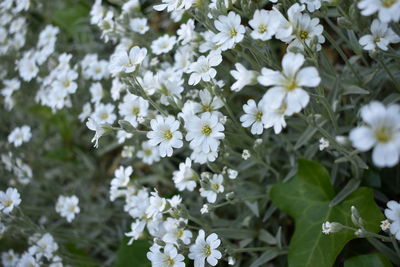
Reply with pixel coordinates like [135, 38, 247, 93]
[213, 12, 245, 51]
[385, 200, 400, 240]
[230, 63, 258, 92]
[358, 0, 400, 23]
[147, 115, 183, 157]
[187, 51, 222, 85]
[319, 137, 330, 151]
[242, 149, 251, 160]
[55, 195, 80, 223]
[8, 125, 31, 147]
[359, 19, 400, 51]
[129, 18, 149, 34]
[0, 187, 21, 214]
[349, 101, 400, 167]
[189, 230, 222, 267]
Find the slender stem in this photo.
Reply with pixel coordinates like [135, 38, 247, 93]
[212, 194, 268, 209]
[390, 235, 400, 257]
[376, 58, 400, 93]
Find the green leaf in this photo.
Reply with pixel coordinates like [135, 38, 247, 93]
[344, 253, 393, 267]
[115, 238, 150, 267]
[270, 159, 383, 267]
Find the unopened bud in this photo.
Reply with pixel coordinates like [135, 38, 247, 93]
[322, 221, 343, 234]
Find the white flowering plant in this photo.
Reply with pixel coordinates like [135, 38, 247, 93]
[1, 0, 400, 266]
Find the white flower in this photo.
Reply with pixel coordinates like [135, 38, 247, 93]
[53, 69, 78, 94]
[93, 103, 116, 124]
[162, 218, 192, 245]
[249, 9, 280, 41]
[0, 187, 21, 214]
[188, 230, 222, 267]
[147, 115, 183, 157]
[129, 18, 149, 34]
[213, 12, 245, 51]
[187, 51, 222, 85]
[8, 125, 31, 147]
[385, 200, 400, 239]
[173, 158, 197, 191]
[147, 244, 185, 267]
[86, 117, 105, 148]
[17, 52, 39, 82]
[154, 0, 193, 12]
[380, 219, 391, 231]
[200, 174, 224, 203]
[200, 204, 209, 214]
[300, 0, 325, 12]
[17, 253, 38, 267]
[55, 195, 80, 223]
[125, 220, 146, 244]
[89, 82, 104, 104]
[322, 221, 334, 234]
[137, 141, 161, 164]
[192, 89, 223, 116]
[357, 0, 400, 23]
[109, 46, 147, 75]
[230, 63, 258, 92]
[262, 103, 288, 134]
[111, 166, 133, 187]
[177, 19, 196, 45]
[240, 99, 265, 135]
[319, 137, 330, 151]
[121, 145, 135, 158]
[146, 190, 167, 219]
[28, 233, 58, 260]
[258, 52, 320, 115]
[349, 101, 400, 167]
[359, 19, 400, 51]
[1, 249, 19, 267]
[79, 103, 92, 122]
[242, 149, 251, 160]
[151, 35, 176, 55]
[185, 113, 225, 153]
[118, 93, 149, 127]
[227, 168, 238, 179]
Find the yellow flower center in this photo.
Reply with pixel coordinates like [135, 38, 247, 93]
[144, 149, 152, 156]
[63, 80, 71, 88]
[374, 37, 381, 43]
[382, 0, 396, 7]
[299, 30, 309, 40]
[229, 28, 237, 38]
[375, 127, 391, 143]
[258, 24, 267, 34]
[163, 129, 173, 140]
[201, 125, 212, 136]
[255, 112, 263, 121]
[95, 68, 101, 73]
[100, 112, 109, 120]
[132, 107, 140, 115]
[177, 229, 183, 238]
[212, 183, 219, 191]
[4, 200, 12, 207]
[202, 105, 212, 113]
[68, 205, 76, 212]
[203, 244, 212, 257]
[286, 80, 297, 91]
[166, 256, 175, 266]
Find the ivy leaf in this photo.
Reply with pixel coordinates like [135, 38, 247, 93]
[344, 253, 392, 267]
[270, 159, 383, 267]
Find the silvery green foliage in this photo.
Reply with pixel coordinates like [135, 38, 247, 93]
[1, 0, 400, 266]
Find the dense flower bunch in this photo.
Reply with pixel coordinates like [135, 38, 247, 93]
[1, 0, 400, 266]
